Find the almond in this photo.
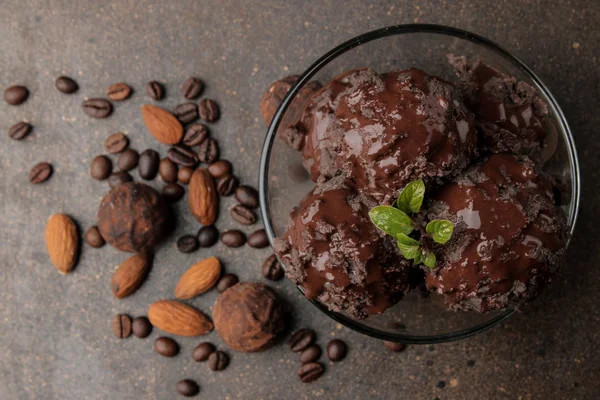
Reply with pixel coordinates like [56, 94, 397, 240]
[111, 252, 152, 299]
[45, 214, 79, 274]
[141, 104, 183, 144]
[148, 300, 213, 337]
[175, 257, 221, 299]
[188, 168, 219, 225]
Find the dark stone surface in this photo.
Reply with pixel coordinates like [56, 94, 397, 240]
[0, 1, 598, 399]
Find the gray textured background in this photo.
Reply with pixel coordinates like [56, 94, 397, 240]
[0, 1, 598, 399]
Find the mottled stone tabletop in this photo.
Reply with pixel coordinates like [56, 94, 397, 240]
[0, 1, 598, 399]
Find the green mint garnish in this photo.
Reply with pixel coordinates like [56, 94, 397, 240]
[368, 206, 413, 236]
[396, 233, 421, 259]
[423, 252, 437, 268]
[425, 219, 454, 244]
[395, 179, 425, 214]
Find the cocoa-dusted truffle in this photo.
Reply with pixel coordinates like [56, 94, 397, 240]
[213, 282, 286, 352]
[97, 182, 170, 252]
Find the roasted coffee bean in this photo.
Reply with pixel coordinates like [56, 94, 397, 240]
[159, 158, 178, 183]
[154, 337, 179, 357]
[138, 149, 160, 180]
[112, 314, 132, 339]
[173, 102, 198, 124]
[84, 226, 106, 248]
[104, 132, 129, 154]
[55, 76, 78, 94]
[176, 379, 200, 397]
[208, 160, 231, 179]
[29, 162, 53, 184]
[262, 254, 284, 281]
[197, 225, 219, 248]
[231, 204, 256, 225]
[327, 339, 347, 362]
[297, 362, 324, 383]
[8, 121, 32, 140]
[4, 85, 29, 105]
[383, 341, 406, 352]
[216, 273, 239, 293]
[117, 149, 139, 171]
[235, 185, 259, 209]
[168, 145, 197, 167]
[248, 229, 269, 248]
[196, 137, 218, 164]
[90, 155, 113, 180]
[132, 316, 152, 338]
[260, 75, 299, 126]
[182, 77, 203, 99]
[217, 175, 238, 196]
[177, 166, 194, 185]
[82, 98, 113, 118]
[289, 329, 316, 352]
[208, 351, 229, 371]
[192, 342, 216, 362]
[299, 345, 322, 364]
[182, 123, 208, 147]
[146, 80, 164, 100]
[162, 183, 185, 204]
[177, 235, 199, 253]
[108, 171, 133, 188]
[107, 83, 132, 101]
[220, 230, 246, 248]
[198, 99, 220, 122]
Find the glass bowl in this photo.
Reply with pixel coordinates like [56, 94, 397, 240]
[259, 24, 580, 344]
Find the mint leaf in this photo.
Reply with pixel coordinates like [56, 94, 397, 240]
[396, 233, 421, 260]
[369, 206, 413, 236]
[396, 180, 425, 214]
[426, 219, 454, 244]
[423, 252, 436, 268]
[413, 249, 424, 265]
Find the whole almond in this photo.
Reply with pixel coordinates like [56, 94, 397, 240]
[141, 104, 183, 144]
[188, 168, 218, 225]
[111, 252, 152, 299]
[175, 257, 221, 299]
[45, 214, 79, 274]
[148, 300, 213, 337]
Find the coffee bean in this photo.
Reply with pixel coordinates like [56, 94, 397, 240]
[108, 171, 133, 188]
[107, 83, 132, 101]
[176, 379, 200, 397]
[208, 160, 231, 179]
[178, 167, 194, 185]
[84, 225, 106, 248]
[192, 342, 216, 362]
[182, 123, 208, 147]
[146, 80, 164, 100]
[4, 85, 29, 105]
[174, 102, 198, 124]
[299, 345, 322, 364]
[288, 329, 316, 352]
[154, 337, 179, 357]
[90, 155, 113, 180]
[138, 149, 160, 180]
[208, 351, 229, 371]
[197, 225, 219, 247]
[383, 341, 406, 352]
[220, 230, 246, 248]
[217, 175, 238, 196]
[196, 137, 218, 164]
[327, 339, 347, 362]
[29, 162, 53, 184]
[260, 75, 299, 126]
[104, 132, 129, 154]
[235, 185, 259, 209]
[117, 149, 139, 171]
[55, 76, 78, 94]
[177, 235, 199, 253]
[216, 273, 238, 293]
[168, 145, 197, 167]
[262, 254, 284, 281]
[162, 183, 185, 204]
[8, 121, 32, 140]
[82, 98, 113, 118]
[248, 229, 269, 248]
[159, 158, 178, 183]
[112, 314, 132, 339]
[198, 99, 220, 122]
[182, 77, 203, 99]
[231, 204, 256, 225]
[298, 362, 324, 383]
[132, 316, 153, 338]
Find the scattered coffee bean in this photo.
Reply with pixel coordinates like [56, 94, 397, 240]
[327, 339, 347, 362]
[208, 351, 229, 371]
[260, 75, 299, 126]
[182, 123, 208, 147]
[132, 316, 153, 338]
[159, 158, 178, 183]
[29, 162, 53, 184]
[90, 155, 113, 180]
[104, 132, 129, 154]
[177, 166, 194, 185]
[383, 341, 406, 352]
[107, 82, 132, 101]
[216, 273, 239, 293]
[162, 183, 185, 204]
[177, 235, 199, 253]
[55, 76, 78, 94]
[220, 230, 246, 248]
[84, 225, 106, 248]
[235, 185, 259, 209]
[176, 379, 200, 397]
[4, 85, 29, 105]
[192, 342, 216, 362]
[297, 362, 324, 383]
[262, 254, 284, 281]
[196, 137, 218, 164]
[82, 98, 113, 118]
[168, 145, 197, 167]
[182, 77, 203, 99]
[248, 229, 269, 248]
[154, 337, 180, 357]
[8, 121, 32, 140]
[112, 314, 132, 339]
[117, 149, 140, 171]
[198, 99, 220, 122]
[197, 225, 219, 247]
[289, 329, 316, 352]
[108, 171, 133, 188]
[173, 102, 198, 124]
[231, 204, 256, 225]
[300, 345, 322, 364]
[217, 175, 238, 196]
[138, 149, 160, 180]
[146, 80, 164, 100]
[208, 159, 231, 179]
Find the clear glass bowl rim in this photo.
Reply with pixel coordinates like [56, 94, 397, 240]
[258, 23, 581, 344]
